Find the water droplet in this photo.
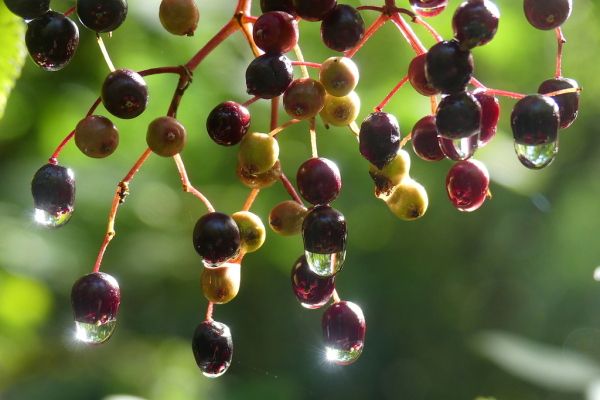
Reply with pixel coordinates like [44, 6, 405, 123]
[34, 208, 73, 229]
[305, 250, 346, 277]
[514, 141, 558, 169]
[75, 320, 117, 345]
[325, 344, 364, 364]
[439, 134, 478, 161]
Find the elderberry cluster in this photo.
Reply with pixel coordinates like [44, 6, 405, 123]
[15, 0, 580, 380]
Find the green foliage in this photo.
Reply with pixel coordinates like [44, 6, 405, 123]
[0, 2, 26, 119]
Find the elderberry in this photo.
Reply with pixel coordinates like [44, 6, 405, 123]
[77, 0, 128, 33]
[192, 320, 233, 377]
[25, 11, 79, 71]
[322, 301, 366, 365]
[31, 163, 76, 229]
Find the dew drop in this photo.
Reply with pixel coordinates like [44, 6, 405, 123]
[439, 134, 478, 161]
[514, 141, 558, 169]
[34, 208, 73, 229]
[75, 320, 117, 345]
[305, 250, 346, 277]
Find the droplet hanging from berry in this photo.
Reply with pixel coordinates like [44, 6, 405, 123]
[322, 301, 366, 365]
[31, 163, 76, 229]
[302, 205, 347, 277]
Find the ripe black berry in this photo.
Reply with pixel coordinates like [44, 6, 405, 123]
[452, 0, 500, 50]
[206, 101, 251, 146]
[524, 0, 572, 30]
[302, 205, 347, 276]
[192, 320, 233, 377]
[320, 4, 365, 52]
[25, 11, 79, 71]
[101, 69, 149, 119]
[253, 11, 298, 54]
[31, 163, 76, 229]
[71, 272, 121, 345]
[77, 0, 128, 33]
[359, 112, 401, 170]
[436, 91, 481, 140]
[193, 212, 241, 267]
[293, 0, 337, 22]
[411, 115, 446, 162]
[471, 88, 500, 147]
[538, 77, 579, 129]
[260, 0, 297, 17]
[511, 94, 559, 145]
[297, 157, 342, 205]
[425, 40, 474, 95]
[322, 301, 366, 365]
[408, 53, 440, 97]
[245, 53, 294, 99]
[446, 159, 490, 212]
[291, 254, 335, 309]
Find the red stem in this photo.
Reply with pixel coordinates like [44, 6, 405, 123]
[375, 75, 409, 112]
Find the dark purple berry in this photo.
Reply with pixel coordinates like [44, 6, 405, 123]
[411, 115, 446, 162]
[25, 11, 79, 71]
[297, 157, 342, 205]
[425, 40, 474, 95]
[253, 11, 298, 54]
[322, 301, 366, 365]
[524, 0, 572, 30]
[408, 53, 440, 97]
[302, 205, 347, 255]
[193, 212, 241, 267]
[71, 272, 120, 345]
[436, 91, 481, 139]
[446, 159, 489, 211]
[320, 4, 365, 52]
[359, 112, 401, 170]
[101, 68, 149, 119]
[246, 53, 294, 99]
[293, 0, 337, 22]
[452, 0, 500, 50]
[77, 0, 128, 33]
[192, 320, 233, 377]
[260, 0, 297, 17]
[511, 94, 559, 145]
[4, 0, 50, 19]
[206, 101, 251, 146]
[31, 163, 75, 229]
[538, 77, 579, 129]
[291, 254, 335, 309]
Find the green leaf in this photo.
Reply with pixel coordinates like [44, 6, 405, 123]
[0, 2, 26, 120]
[471, 330, 600, 392]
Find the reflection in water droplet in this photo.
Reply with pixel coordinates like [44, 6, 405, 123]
[325, 344, 364, 365]
[34, 208, 72, 229]
[514, 141, 558, 169]
[305, 251, 346, 277]
[439, 135, 478, 161]
[75, 320, 117, 345]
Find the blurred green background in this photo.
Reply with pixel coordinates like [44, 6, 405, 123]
[1, 0, 599, 399]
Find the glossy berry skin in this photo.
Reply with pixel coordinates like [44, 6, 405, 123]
[260, 0, 296, 17]
[253, 11, 298, 54]
[471, 88, 500, 147]
[31, 163, 75, 227]
[236, 160, 282, 189]
[159, 0, 199, 36]
[146, 116, 187, 157]
[201, 263, 240, 304]
[322, 301, 366, 365]
[193, 212, 241, 267]
[439, 133, 478, 161]
[411, 115, 445, 162]
[538, 77, 579, 129]
[71, 272, 120, 329]
[293, 0, 337, 22]
[425, 40, 473, 95]
[269, 200, 308, 236]
[408, 53, 440, 97]
[232, 211, 266, 254]
[302, 205, 347, 255]
[524, 0, 572, 31]
[452, 0, 500, 50]
[101, 69, 149, 119]
[291, 254, 335, 309]
[446, 159, 489, 212]
[320, 92, 361, 127]
[511, 94, 559, 145]
[283, 78, 326, 120]
[320, 4, 365, 52]
[359, 112, 401, 170]
[25, 11, 79, 71]
[384, 179, 428, 220]
[77, 0, 128, 33]
[238, 132, 279, 174]
[75, 115, 119, 158]
[436, 91, 481, 140]
[297, 157, 342, 205]
[4, 0, 50, 19]
[409, 0, 448, 17]
[246, 53, 294, 99]
[369, 149, 411, 198]
[206, 101, 251, 146]
[192, 320, 233, 378]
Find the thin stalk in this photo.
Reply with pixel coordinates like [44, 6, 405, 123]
[173, 154, 215, 213]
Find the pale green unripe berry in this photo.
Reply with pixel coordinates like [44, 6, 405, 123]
[232, 211, 266, 254]
[238, 132, 279, 174]
[383, 179, 428, 220]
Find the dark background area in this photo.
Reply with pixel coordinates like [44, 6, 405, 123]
[1, 0, 599, 399]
